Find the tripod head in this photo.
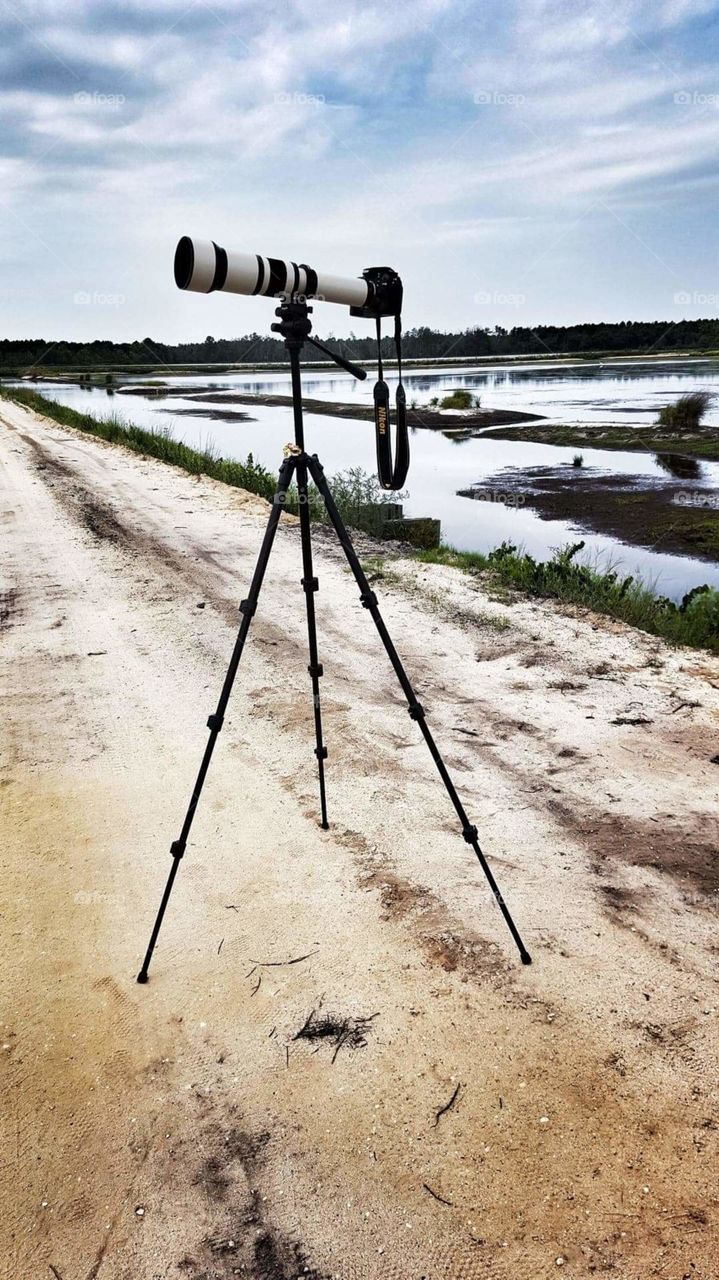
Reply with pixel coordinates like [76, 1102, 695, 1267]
[271, 301, 367, 381]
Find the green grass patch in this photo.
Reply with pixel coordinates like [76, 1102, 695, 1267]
[417, 539, 719, 653]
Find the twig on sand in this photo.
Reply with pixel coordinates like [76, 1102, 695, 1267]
[245, 950, 317, 994]
[423, 1183, 453, 1207]
[246, 949, 319, 973]
[224, 904, 239, 911]
[49, 1267, 64, 1280]
[217, 938, 224, 956]
[611, 716, 653, 726]
[433, 1082, 461, 1128]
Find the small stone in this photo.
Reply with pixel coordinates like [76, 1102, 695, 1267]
[539, 1116, 550, 1125]
[134, 1206, 145, 1217]
[556, 1257, 565, 1267]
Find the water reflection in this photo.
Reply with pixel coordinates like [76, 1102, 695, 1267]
[654, 454, 704, 480]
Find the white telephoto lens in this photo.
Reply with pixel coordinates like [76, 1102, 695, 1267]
[174, 236, 370, 309]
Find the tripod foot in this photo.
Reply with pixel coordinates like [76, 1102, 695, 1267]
[520, 951, 532, 965]
[136, 970, 149, 984]
[321, 820, 329, 831]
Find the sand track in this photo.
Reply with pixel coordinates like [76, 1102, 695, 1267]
[1, 400, 717, 1279]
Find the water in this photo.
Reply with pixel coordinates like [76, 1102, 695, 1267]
[19, 355, 719, 601]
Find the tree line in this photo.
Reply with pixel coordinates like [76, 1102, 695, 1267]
[2, 318, 719, 370]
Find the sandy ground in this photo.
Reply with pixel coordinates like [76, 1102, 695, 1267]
[1, 399, 717, 1280]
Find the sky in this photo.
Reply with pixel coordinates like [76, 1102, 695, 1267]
[1, 0, 719, 342]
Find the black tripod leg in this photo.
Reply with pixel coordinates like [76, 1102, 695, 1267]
[137, 456, 297, 983]
[306, 454, 531, 965]
[296, 455, 329, 828]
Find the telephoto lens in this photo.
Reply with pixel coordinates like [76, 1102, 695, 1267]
[174, 236, 371, 309]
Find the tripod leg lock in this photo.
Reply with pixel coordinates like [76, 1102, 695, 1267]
[408, 701, 425, 721]
[207, 713, 224, 732]
[301, 575, 319, 593]
[462, 824, 478, 845]
[239, 598, 257, 617]
[308, 662, 324, 678]
[171, 839, 187, 859]
[314, 745, 328, 760]
[360, 590, 378, 610]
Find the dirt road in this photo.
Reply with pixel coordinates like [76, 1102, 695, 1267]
[1, 399, 717, 1280]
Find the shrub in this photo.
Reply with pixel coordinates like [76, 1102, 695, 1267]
[439, 389, 480, 410]
[657, 391, 713, 433]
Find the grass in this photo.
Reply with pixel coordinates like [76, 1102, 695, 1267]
[657, 391, 713, 433]
[417, 539, 719, 653]
[572, 453, 584, 468]
[0, 385, 405, 532]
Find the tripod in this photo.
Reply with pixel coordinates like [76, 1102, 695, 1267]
[137, 302, 531, 982]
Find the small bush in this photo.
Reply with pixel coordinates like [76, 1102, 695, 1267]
[439, 389, 480, 410]
[572, 453, 584, 468]
[657, 391, 713, 433]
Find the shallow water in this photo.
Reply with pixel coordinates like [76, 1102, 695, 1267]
[20, 354, 719, 601]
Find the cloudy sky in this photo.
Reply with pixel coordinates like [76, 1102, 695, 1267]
[2, 0, 719, 341]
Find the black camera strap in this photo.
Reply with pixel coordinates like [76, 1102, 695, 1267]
[373, 313, 409, 490]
